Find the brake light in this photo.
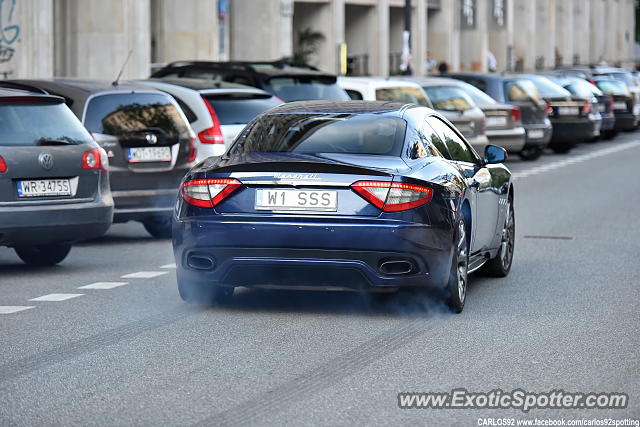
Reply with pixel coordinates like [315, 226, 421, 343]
[351, 181, 433, 212]
[545, 102, 553, 116]
[199, 96, 225, 144]
[581, 101, 592, 115]
[82, 148, 108, 171]
[180, 178, 242, 208]
[0, 156, 6, 173]
[510, 106, 521, 123]
[188, 134, 197, 162]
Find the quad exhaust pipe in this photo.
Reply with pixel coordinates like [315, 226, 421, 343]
[186, 253, 216, 271]
[379, 260, 414, 275]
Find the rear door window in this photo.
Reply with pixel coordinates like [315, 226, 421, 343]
[231, 113, 407, 156]
[203, 94, 281, 125]
[265, 77, 350, 102]
[84, 93, 189, 138]
[0, 99, 92, 146]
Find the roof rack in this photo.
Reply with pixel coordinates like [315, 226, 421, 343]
[0, 81, 50, 95]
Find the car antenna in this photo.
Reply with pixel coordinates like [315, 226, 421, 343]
[112, 49, 134, 86]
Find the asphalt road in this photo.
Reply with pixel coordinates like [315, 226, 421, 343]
[1, 134, 639, 426]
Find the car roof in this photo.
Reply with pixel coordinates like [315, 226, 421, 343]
[264, 100, 419, 115]
[145, 77, 272, 96]
[447, 72, 522, 82]
[160, 61, 337, 78]
[337, 76, 424, 90]
[402, 76, 471, 87]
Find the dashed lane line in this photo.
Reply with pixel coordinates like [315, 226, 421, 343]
[121, 271, 168, 279]
[78, 282, 129, 290]
[512, 140, 640, 180]
[0, 306, 34, 314]
[29, 294, 84, 302]
[160, 263, 177, 269]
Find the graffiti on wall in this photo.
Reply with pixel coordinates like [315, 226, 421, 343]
[0, 0, 19, 78]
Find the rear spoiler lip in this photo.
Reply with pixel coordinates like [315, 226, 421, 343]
[197, 160, 394, 177]
[0, 95, 66, 104]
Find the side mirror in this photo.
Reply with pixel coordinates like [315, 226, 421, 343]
[484, 145, 507, 164]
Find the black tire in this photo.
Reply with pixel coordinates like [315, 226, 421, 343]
[551, 145, 572, 154]
[602, 130, 617, 140]
[142, 216, 172, 239]
[445, 217, 469, 313]
[518, 146, 543, 161]
[14, 244, 72, 266]
[480, 195, 515, 277]
[177, 275, 234, 305]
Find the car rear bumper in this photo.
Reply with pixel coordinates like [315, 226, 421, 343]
[486, 127, 526, 152]
[172, 216, 454, 292]
[600, 115, 616, 131]
[613, 113, 638, 131]
[0, 196, 113, 246]
[522, 122, 552, 148]
[550, 118, 600, 142]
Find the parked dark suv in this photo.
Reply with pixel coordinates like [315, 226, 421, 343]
[447, 73, 552, 160]
[151, 60, 350, 102]
[10, 79, 196, 238]
[0, 86, 113, 265]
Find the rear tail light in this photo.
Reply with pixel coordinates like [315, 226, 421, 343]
[608, 96, 614, 111]
[581, 101, 592, 115]
[199, 96, 225, 144]
[0, 156, 6, 173]
[545, 102, 553, 116]
[82, 148, 108, 171]
[351, 181, 433, 212]
[188, 134, 197, 162]
[180, 178, 242, 208]
[510, 106, 522, 123]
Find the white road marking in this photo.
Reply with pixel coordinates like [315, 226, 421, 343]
[0, 306, 35, 314]
[160, 263, 176, 269]
[121, 271, 168, 279]
[29, 293, 84, 302]
[513, 141, 640, 180]
[78, 282, 129, 290]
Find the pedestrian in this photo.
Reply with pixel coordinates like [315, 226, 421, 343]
[437, 61, 449, 74]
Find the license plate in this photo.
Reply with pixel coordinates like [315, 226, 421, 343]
[486, 116, 507, 127]
[17, 179, 71, 198]
[527, 129, 544, 139]
[255, 189, 337, 212]
[127, 147, 172, 163]
[557, 106, 579, 116]
[613, 102, 627, 110]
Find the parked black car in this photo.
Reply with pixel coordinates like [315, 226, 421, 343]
[0, 85, 113, 265]
[446, 73, 551, 160]
[8, 79, 196, 238]
[151, 60, 350, 102]
[592, 76, 638, 132]
[519, 74, 600, 153]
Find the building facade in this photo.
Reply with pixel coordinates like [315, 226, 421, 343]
[0, 0, 635, 80]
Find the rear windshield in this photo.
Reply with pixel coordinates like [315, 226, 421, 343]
[84, 93, 189, 137]
[601, 72, 634, 87]
[563, 78, 602, 98]
[422, 86, 475, 111]
[203, 94, 281, 125]
[524, 76, 572, 98]
[595, 80, 629, 96]
[376, 87, 430, 106]
[455, 83, 497, 105]
[264, 77, 350, 102]
[507, 80, 541, 102]
[230, 113, 407, 156]
[0, 100, 93, 147]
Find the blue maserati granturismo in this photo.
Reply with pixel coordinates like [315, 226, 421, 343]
[172, 101, 515, 312]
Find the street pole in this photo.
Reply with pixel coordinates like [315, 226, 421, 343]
[402, 0, 412, 75]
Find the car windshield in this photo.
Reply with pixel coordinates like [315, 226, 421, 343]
[0, 100, 93, 146]
[455, 83, 497, 105]
[422, 86, 475, 111]
[230, 113, 407, 156]
[375, 87, 430, 106]
[84, 93, 190, 137]
[265, 77, 350, 102]
[203, 94, 281, 125]
[594, 79, 629, 96]
[524, 76, 572, 98]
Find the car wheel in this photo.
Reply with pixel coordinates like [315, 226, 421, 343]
[518, 146, 543, 161]
[551, 145, 572, 154]
[481, 196, 515, 277]
[142, 216, 172, 239]
[446, 217, 468, 313]
[14, 244, 72, 266]
[602, 130, 617, 140]
[177, 274, 234, 305]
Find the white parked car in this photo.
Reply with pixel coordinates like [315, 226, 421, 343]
[136, 79, 282, 161]
[338, 77, 431, 107]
